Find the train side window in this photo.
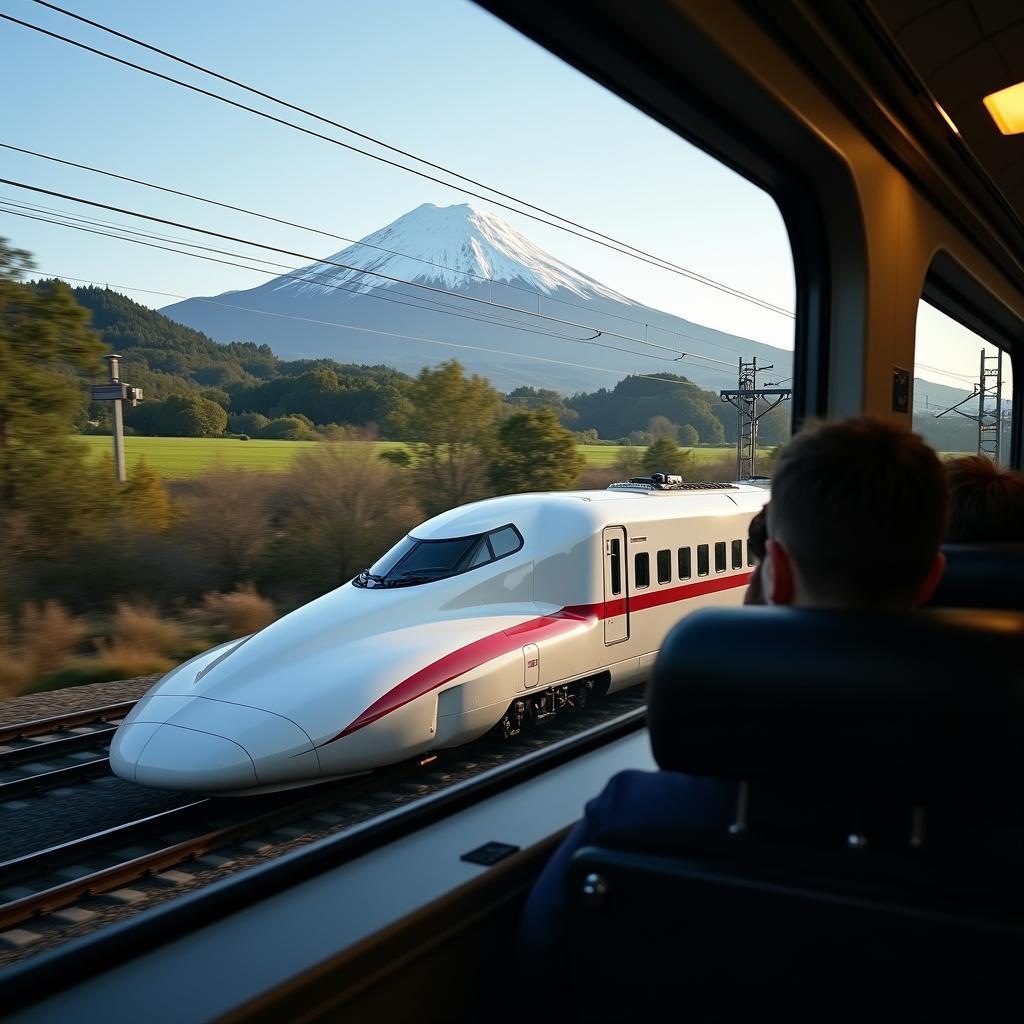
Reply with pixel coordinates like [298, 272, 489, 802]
[678, 546, 692, 580]
[697, 544, 709, 577]
[748, 542, 756, 567]
[912, 298, 1015, 466]
[657, 549, 671, 584]
[732, 539, 743, 569]
[609, 538, 622, 595]
[489, 526, 522, 558]
[635, 552, 650, 589]
[715, 542, 727, 573]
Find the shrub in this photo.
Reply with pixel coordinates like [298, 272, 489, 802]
[18, 600, 88, 677]
[202, 585, 277, 637]
[37, 641, 174, 691]
[112, 602, 188, 658]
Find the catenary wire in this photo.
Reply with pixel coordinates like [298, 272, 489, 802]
[0, 142, 767, 360]
[0, 175, 742, 367]
[3, 8, 794, 319]
[30, 267, 737, 387]
[2, 205, 736, 374]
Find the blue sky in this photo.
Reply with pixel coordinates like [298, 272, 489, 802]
[0, 0, 796, 363]
[0, 0, 1005, 395]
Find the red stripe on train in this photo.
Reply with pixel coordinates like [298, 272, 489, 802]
[320, 572, 750, 745]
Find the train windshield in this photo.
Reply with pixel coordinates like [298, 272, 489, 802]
[356, 525, 523, 587]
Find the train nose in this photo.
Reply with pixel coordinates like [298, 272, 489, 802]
[111, 724, 258, 790]
[109, 696, 321, 793]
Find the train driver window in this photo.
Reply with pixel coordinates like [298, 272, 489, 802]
[732, 539, 743, 569]
[657, 549, 671, 584]
[635, 552, 651, 588]
[678, 546, 692, 580]
[697, 544, 710, 577]
[357, 524, 523, 587]
[715, 541, 727, 573]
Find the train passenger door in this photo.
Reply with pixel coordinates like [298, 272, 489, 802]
[602, 527, 629, 644]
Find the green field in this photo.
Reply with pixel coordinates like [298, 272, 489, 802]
[78, 435, 753, 478]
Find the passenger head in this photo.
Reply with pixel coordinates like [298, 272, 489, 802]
[945, 455, 1024, 543]
[743, 505, 768, 606]
[764, 418, 947, 609]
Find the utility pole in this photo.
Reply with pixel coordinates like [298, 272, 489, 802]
[720, 357, 792, 478]
[933, 347, 1003, 462]
[90, 354, 143, 483]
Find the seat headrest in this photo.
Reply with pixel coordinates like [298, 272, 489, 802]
[928, 544, 1024, 611]
[650, 607, 1024, 800]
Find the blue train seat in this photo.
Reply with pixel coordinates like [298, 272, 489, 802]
[927, 543, 1024, 610]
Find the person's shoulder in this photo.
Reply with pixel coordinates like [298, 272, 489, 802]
[583, 769, 736, 844]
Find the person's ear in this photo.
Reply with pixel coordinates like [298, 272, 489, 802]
[763, 539, 795, 606]
[914, 551, 946, 606]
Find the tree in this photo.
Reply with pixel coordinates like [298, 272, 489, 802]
[0, 246, 108, 556]
[679, 423, 700, 447]
[644, 436, 697, 476]
[161, 395, 228, 437]
[122, 460, 175, 532]
[393, 360, 500, 511]
[488, 408, 586, 494]
[647, 415, 679, 441]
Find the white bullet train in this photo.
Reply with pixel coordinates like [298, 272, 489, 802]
[110, 476, 768, 794]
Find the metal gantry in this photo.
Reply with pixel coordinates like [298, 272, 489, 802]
[933, 347, 1003, 462]
[720, 357, 792, 479]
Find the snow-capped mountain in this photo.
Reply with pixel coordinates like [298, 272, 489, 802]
[160, 203, 791, 393]
[279, 203, 634, 304]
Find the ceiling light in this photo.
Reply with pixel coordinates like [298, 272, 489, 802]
[983, 81, 1024, 135]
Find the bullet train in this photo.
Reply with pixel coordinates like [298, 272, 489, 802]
[110, 476, 768, 794]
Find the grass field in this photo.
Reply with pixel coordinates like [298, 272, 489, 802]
[78, 435, 757, 478]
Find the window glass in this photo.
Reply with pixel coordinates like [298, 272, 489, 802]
[697, 544, 709, 577]
[490, 526, 521, 558]
[609, 538, 622, 596]
[635, 552, 650, 589]
[912, 299, 1014, 466]
[748, 543, 756, 567]
[360, 524, 522, 587]
[657, 549, 671, 584]
[678, 546, 692, 580]
[732, 539, 743, 569]
[715, 542, 727, 573]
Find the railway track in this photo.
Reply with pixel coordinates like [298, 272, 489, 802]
[0, 703, 137, 800]
[0, 689, 645, 964]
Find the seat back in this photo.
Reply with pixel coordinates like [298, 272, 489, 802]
[927, 543, 1024, 610]
[566, 608, 1024, 1023]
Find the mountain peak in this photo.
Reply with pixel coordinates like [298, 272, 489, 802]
[275, 201, 635, 304]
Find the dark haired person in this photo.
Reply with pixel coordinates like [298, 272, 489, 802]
[743, 505, 768, 605]
[517, 417, 949, 986]
[945, 455, 1024, 543]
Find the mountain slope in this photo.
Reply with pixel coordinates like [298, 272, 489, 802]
[160, 203, 792, 393]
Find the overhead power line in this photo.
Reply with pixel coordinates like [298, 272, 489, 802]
[31, 266, 735, 388]
[0, 175, 740, 368]
[0, 202, 735, 378]
[0, 142, 767, 359]
[5, 5, 795, 319]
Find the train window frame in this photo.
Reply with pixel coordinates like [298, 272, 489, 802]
[356, 524, 524, 588]
[697, 544, 710, 577]
[732, 539, 743, 570]
[678, 546, 692, 580]
[635, 552, 651, 589]
[715, 541, 727, 573]
[656, 549, 671, 584]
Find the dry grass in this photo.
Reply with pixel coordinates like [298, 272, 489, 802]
[112, 602, 187, 657]
[17, 600, 89, 677]
[202, 585, 277, 637]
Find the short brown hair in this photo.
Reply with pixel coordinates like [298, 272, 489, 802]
[946, 456, 1024, 543]
[768, 418, 947, 607]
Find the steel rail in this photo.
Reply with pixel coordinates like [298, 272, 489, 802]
[0, 728, 119, 770]
[0, 758, 112, 800]
[0, 702, 137, 743]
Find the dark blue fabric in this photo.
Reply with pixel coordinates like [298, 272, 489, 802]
[517, 769, 736, 981]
